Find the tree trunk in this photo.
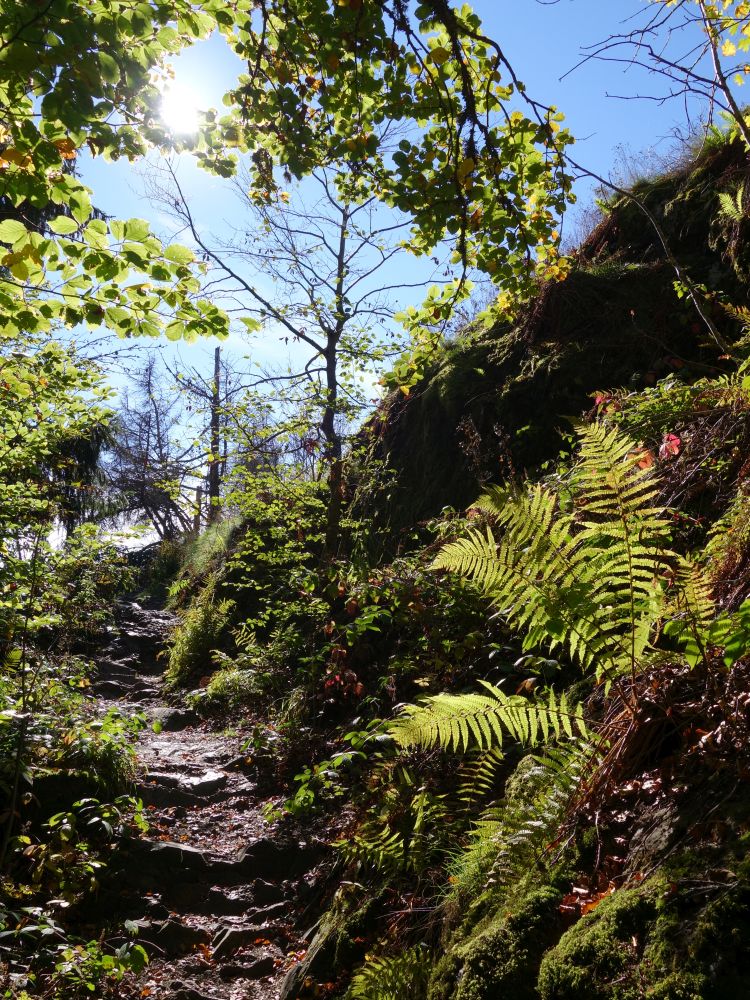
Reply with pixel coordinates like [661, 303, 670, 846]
[322, 341, 342, 557]
[207, 346, 221, 523]
[193, 485, 203, 534]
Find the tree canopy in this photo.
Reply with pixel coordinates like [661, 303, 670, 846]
[0, 0, 576, 351]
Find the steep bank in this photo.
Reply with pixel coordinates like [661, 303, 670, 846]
[353, 132, 750, 542]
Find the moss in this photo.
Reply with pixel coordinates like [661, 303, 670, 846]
[428, 886, 562, 1000]
[643, 974, 707, 999]
[685, 884, 750, 998]
[538, 883, 658, 1000]
[536, 857, 750, 1000]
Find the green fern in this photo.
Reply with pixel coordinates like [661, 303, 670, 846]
[456, 748, 505, 812]
[336, 823, 408, 873]
[335, 763, 450, 873]
[390, 681, 586, 754]
[434, 423, 676, 685]
[718, 183, 745, 222]
[347, 946, 430, 1000]
[449, 741, 597, 895]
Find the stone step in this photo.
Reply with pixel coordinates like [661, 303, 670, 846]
[96, 660, 137, 682]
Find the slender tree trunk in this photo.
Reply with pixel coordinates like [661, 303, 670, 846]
[322, 339, 343, 557]
[322, 203, 351, 557]
[207, 346, 221, 523]
[193, 485, 203, 534]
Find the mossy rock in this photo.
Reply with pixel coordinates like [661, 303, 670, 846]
[537, 869, 750, 1000]
[280, 886, 382, 999]
[537, 883, 660, 999]
[428, 886, 562, 1000]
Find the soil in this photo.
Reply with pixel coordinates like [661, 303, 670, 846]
[93, 602, 325, 1000]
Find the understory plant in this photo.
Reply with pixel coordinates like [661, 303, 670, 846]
[338, 423, 722, 995]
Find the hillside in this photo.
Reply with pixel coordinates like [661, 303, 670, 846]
[354, 132, 750, 542]
[9, 3, 750, 998]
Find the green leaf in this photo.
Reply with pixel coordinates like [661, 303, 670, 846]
[69, 191, 93, 225]
[164, 244, 195, 265]
[0, 219, 28, 244]
[9, 259, 29, 281]
[124, 219, 151, 242]
[165, 320, 183, 340]
[83, 220, 109, 250]
[47, 216, 79, 236]
[98, 52, 121, 85]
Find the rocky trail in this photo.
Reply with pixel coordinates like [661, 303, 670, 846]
[91, 602, 326, 1000]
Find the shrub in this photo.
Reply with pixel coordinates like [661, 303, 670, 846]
[165, 578, 234, 688]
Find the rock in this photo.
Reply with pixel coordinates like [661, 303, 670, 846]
[161, 880, 209, 910]
[205, 887, 253, 916]
[280, 914, 337, 1000]
[122, 629, 157, 652]
[142, 897, 171, 920]
[183, 769, 227, 796]
[149, 706, 199, 732]
[172, 988, 216, 1000]
[138, 918, 211, 956]
[211, 924, 280, 959]
[137, 768, 226, 803]
[135, 782, 202, 808]
[96, 659, 137, 682]
[131, 684, 159, 699]
[142, 771, 183, 788]
[219, 956, 277, 980]
[248, 901, 288, 922]
[236, 837, 323, 880]
[94, 680, 130, 698]
[212, 926, 258, 959]
[137, 655, 166, 677]
[122, 837, 209, 873]
[252, 879, 286, 906]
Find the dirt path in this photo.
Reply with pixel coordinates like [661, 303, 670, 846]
[93, 602, 323, 1000]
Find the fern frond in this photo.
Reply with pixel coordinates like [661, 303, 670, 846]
[473, 484, 510, 517]
[448, 740, 598, 894]
[456, 748, 505, 811]
[389, 685, 587, 754]
[335, 768, 450, 874]
[434, 423, 679, 682]
[669, 558, 715, 630]
[718, 184, 745, 222]
[432, 525, 504, 592]
[335, 824, 407, 873]
[347, 946, 430, 1000]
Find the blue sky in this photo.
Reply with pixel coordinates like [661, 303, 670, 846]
[78, 1, 711, 387]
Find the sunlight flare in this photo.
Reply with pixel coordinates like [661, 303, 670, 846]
[159, 80, 202, 135]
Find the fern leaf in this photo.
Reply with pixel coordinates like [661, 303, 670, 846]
[390, 685, 585, 754]
[347, 946, 430, 1000]
[448, 740, 598, 895]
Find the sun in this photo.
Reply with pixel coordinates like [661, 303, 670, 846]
[160, 81, 202, 135]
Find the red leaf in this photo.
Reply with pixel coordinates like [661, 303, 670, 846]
[659, 433, 681, 460]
